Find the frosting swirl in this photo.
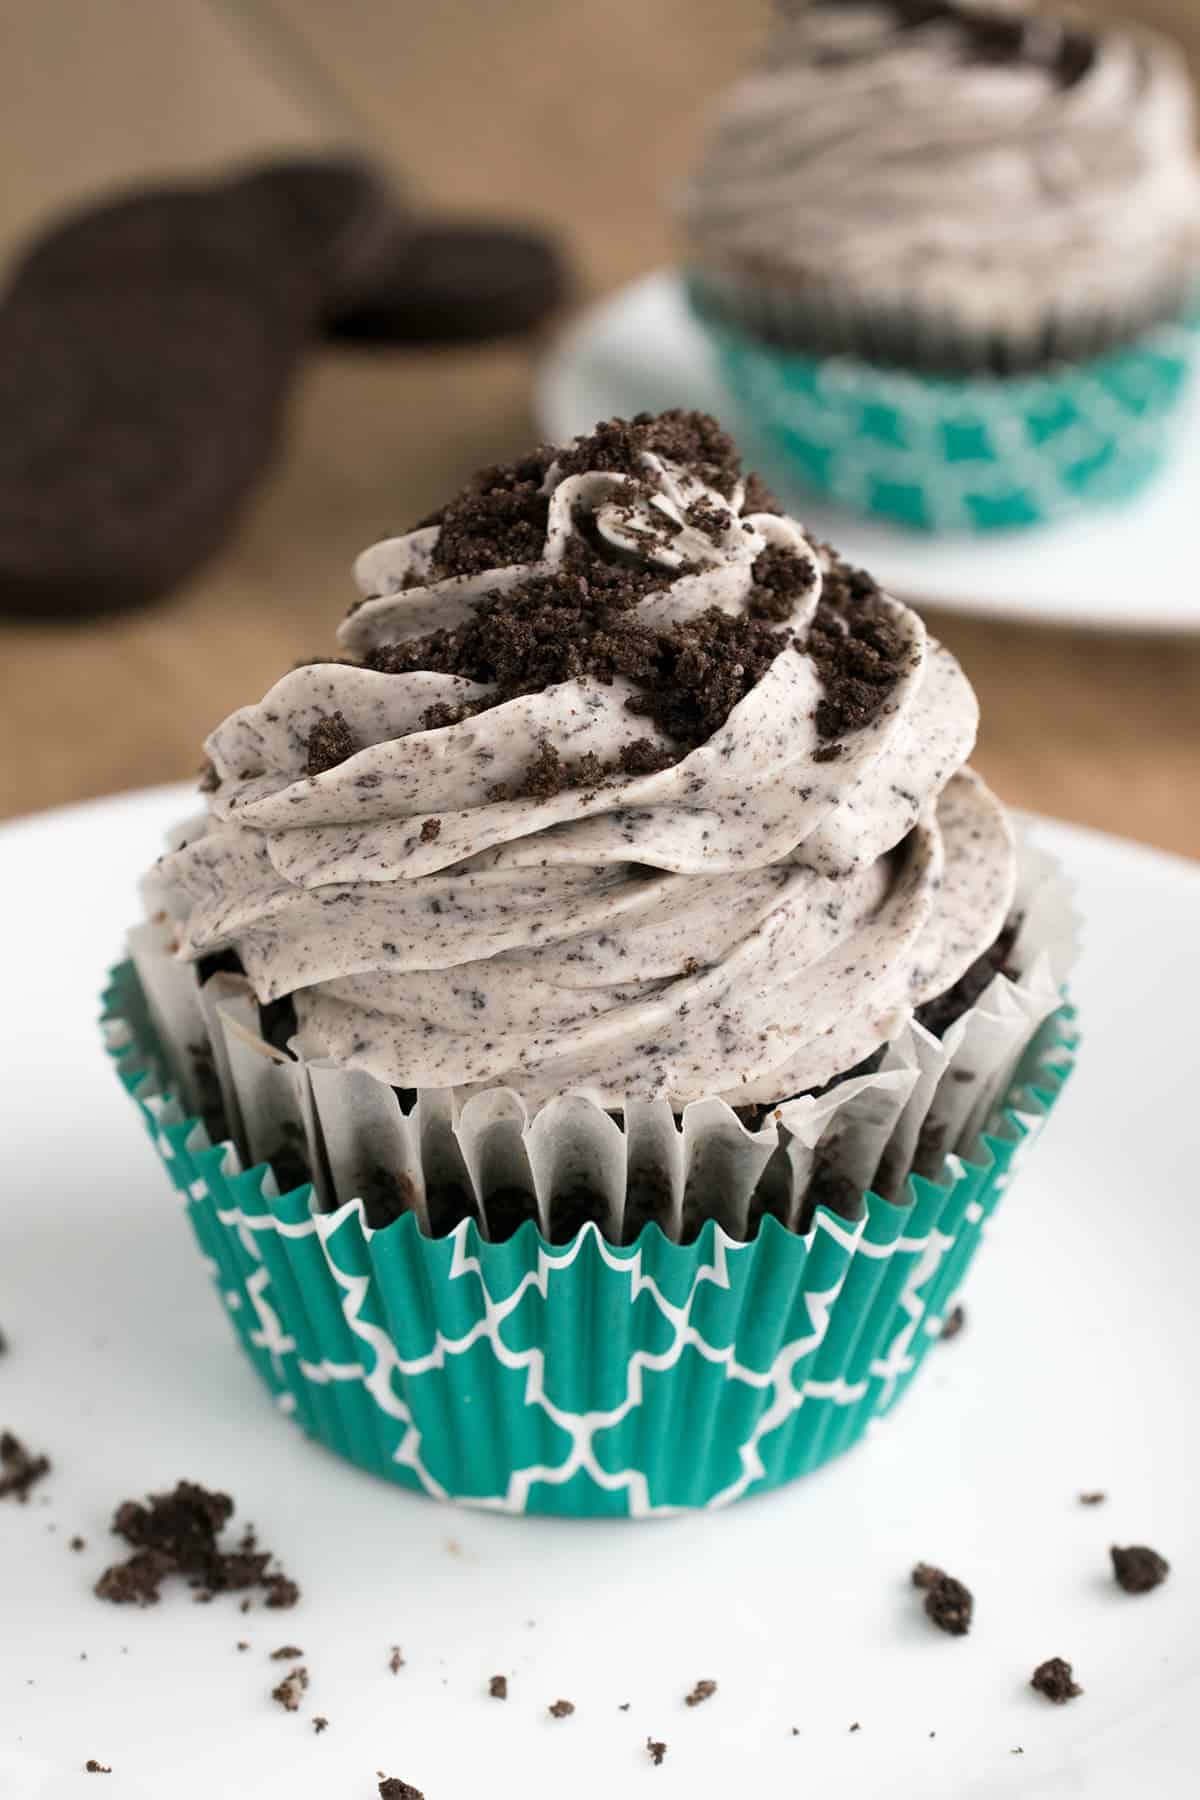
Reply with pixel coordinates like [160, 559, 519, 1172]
[682, 0, 1200, 349]
[161, 415, 1015, 1107]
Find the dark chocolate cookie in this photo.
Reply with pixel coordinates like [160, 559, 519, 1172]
[325, 218, 571, 346]
[0, 277, 295, 618]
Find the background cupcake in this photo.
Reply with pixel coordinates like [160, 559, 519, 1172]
[106, 410, 1078, 1514]
[682, 0, 1200, 531]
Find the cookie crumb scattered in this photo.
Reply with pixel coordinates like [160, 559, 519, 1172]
[1111, 1544, 1169, 1594]
[94, 1480, 299, 1610]
[378, 1779, 424, 1800]
[618, 1702, 631, 1712]
[940, 1304, 966, 1342]
[646, 1738, 667, 1765]
[84, 1760, 111, 1775]
[312, 1716, 328, 1734]
[1078, 1491, 1106, 1506]
[685, 1678, 717, 1707]
[388, 1644, 405, 1674]
[420, 818, 442, 843]
[911, 1562, 943, 1591]
[488, 1674, 508, 1699]
[849, 1722, 861, 1733]
[922, 1573, 973, 1636]
[0, 1431, 51, 1502]
[271, 1665, 309, 1712]
[548, 1698, 575, 1719]
[1031, 1657, 1082, 1704]
[237, 1641, 249, 1652]
[270, 1645, 304, 1660]
[69, 1535, 86, 1551]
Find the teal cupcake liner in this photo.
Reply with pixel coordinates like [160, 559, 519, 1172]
[101, 959, 1078, 1517]
[688, 278, 1200, 533]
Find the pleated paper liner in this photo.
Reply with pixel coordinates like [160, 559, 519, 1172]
[687, 275, 1200, 534]
[101, 958, 1077, 1516]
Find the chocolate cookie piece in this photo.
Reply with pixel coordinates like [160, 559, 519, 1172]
[326, 218, 570, 346]
[222, 156, 413, 323]
[0, 276, 295, 618]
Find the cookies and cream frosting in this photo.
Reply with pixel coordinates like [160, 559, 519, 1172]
[682, 0, 1200, 340]
[159, 411, 1016, 1107]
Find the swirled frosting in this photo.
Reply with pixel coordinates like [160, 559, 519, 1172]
[160, 412, 1016, 1107]
[682, 0, 1200, 348]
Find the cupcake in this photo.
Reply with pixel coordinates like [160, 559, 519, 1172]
[104, 410, 1078, 1514]
[682, 1, 1200, 531]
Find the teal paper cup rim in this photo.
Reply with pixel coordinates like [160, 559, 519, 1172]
[101, 959, 1078, 1517]
[688, 277, 1200, 533]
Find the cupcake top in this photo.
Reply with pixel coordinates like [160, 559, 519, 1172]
[160, 410, 1015, 1107]
[682, 0, 1200, 350]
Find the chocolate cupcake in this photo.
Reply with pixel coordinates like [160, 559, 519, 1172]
[104, 411, 1079, 1513]
[682, 1, 1200, 531]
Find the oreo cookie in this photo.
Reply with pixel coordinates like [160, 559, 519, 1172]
[0, 277, 295, 618]
[325, 218, 571, 346]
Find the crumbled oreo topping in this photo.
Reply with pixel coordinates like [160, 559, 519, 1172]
[548, 1698, 576, 1719]
[1031, 1656, 1082, 1703]
[425, 446, 556, 580]
[807, 558, 910, 744]
[921, 1571, 973, 1636]
[306, 711, 356, 776]
[940, 1304, 966, 1342]
[378, 1778, 424, 1799]
[647, 1737, 668, 1765]
[488, 1674, 508, 1699]
[1111, 1544, 1169, 1594]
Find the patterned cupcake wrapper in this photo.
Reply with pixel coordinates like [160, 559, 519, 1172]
[687, 276, 1200, 533]
[100, 962, 1077, 1516]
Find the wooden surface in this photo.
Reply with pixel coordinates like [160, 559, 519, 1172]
[1, 0, 1198, 857]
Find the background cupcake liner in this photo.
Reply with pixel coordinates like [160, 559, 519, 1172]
[101, 844, 1079, 1514]
[687, 275, 1200, 533]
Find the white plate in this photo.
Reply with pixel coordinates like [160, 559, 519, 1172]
[537, 272, 1200, 634]
[2, 785, 1198, 1800]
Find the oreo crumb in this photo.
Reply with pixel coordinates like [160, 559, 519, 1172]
[548, 1698, 575, 1719]
[306, 711, 356, 776]
[647, 1738, 667, 1766]
[0, 1431, 51, 1502]
[69, 1535, 86, 1551]
[388, 1645, 405, 1674]
[749, 545, 816, 621]
[807, 559, 906, 741]
[94, 1480, 299, 1610]
[1111, 1544, 1169, 1594]
[378, 1779, 424, 1800]
[198, 759, 220, 794]
[685, 1678, 717, 1707]
[940, 1305, 966, 1342]
[1079, 1491, 1107, 1506]
[618, 1702, 631, 1712]
[84, 1761, 111, 1774]
[912, 1563, 944, 1590]
[312, 1716, 328, 1734]
[419, 817, 441, 843]
[488, 1674, 508, 1699]
[553, 410, 742, 498]
[849, 1722, 862, 1733]
[425, 445, 556, 580]
[237, 1641, 249, 1652]
[272, 1664, 309, 1712]
[270, 1645, 304, 1660]
[1031, 1657, 1082, 1704]
[924, 1574, 973, 1636]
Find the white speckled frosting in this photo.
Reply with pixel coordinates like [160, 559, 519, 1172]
[682, 0, 1200, 352]
[159, 434, 1016, 1107]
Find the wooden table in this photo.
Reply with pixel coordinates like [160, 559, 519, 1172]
[2, 0, 1198, 857]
